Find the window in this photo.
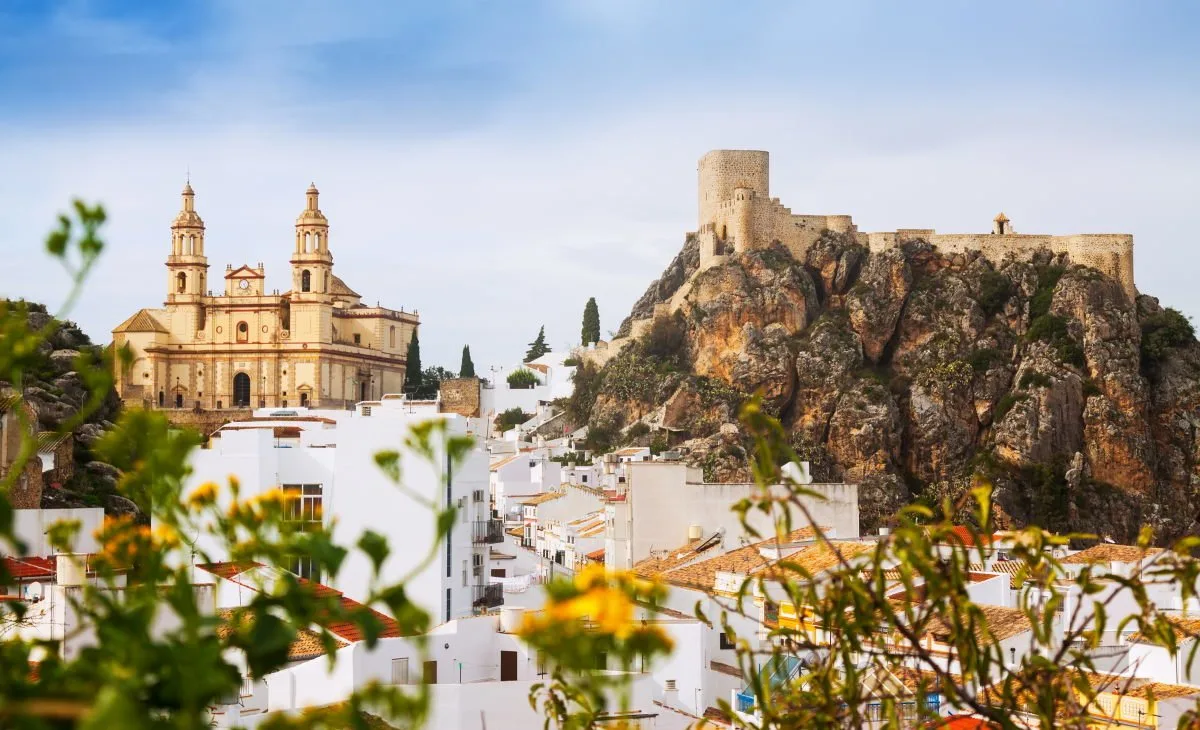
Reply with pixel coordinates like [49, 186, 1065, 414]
[300, 392, 308, 407]
[282, 484, 323, 580]
[389, 326, 396, 348]
[473, 489, 485, 502]
[236, 321, 249, 343]
[391, 658, 410, 685]
[462, 559, 468, 588]
[353, 333, 361, 345]
[177, 272, 186, 292]
[720, 632, 736, 650]
[301, 269, 311, 292]
[472, 553, 483, 567]
[174, 393, 183, 409]
[581, 475, 588, 483]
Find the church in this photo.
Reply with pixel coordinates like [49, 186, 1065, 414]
[112, 182, 418, 411]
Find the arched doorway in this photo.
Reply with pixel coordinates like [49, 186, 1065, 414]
[233, 373, 251, 407]
[360, 379, 368, 402]
[158, 390, 164, 407]
[174, 393, 183, 409]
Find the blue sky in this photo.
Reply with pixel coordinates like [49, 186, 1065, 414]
[2, 1, 1199, 371]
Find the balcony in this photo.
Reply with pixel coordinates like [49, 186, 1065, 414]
[473, 583, 503, 611]
[472, 519, 504, 544]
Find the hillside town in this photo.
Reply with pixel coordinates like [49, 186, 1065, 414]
[3, 4, 1200, 728]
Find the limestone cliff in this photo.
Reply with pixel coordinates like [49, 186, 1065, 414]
[0, 301, 126, 514]
[579, 235, 1200, 542]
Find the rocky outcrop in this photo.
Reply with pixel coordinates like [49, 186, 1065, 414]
[617, 234, 701, 338]
[1, 301, 122, 513]
[578, 233, 1200, 542]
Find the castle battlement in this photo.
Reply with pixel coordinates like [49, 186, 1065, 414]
[694, 150, 1136, 299]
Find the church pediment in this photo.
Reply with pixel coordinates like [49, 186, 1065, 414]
[225, 265, 265, 279]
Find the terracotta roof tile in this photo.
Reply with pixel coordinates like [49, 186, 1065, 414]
[3, 557, 55, 580]
[1061, 544, 1164, 565]
[113, 309, 168, 334]
[1084, 672, 1200, 701]
[660, 528, 825, 590]
[216, 608, 347, 661]
[585, 548, 605, 561]
[926, 603, 1031, 643]
[195, 561, 262, 580]
[524, 491, 565, 506]
[1127, 615, 1200, 645]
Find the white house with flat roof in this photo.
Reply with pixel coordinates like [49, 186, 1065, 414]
[178, 398, 502, 624]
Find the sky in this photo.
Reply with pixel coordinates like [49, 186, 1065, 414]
[2, 1, 1198, 372]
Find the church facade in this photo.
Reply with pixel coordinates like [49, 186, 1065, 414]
[112, 183, 418, 411]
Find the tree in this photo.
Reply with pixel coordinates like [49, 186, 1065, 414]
[525, 325, 550, 362]
[405, 330, 422, 394]
[581, 298, 600, 346]
[459, 345, 476, 378]
[415, 365, 455, 400]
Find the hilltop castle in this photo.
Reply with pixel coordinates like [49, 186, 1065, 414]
[695, 149, 1136, 298]
[111, 183, 418, 411]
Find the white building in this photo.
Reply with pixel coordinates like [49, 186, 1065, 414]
[605, 460, 860, 572]
[179, 397, 503, 623]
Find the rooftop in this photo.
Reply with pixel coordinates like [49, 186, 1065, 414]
[1061, 544, 1165, 565]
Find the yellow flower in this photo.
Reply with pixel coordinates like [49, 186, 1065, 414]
[186, 481, 218, 507]
[151, 524, 180, 549]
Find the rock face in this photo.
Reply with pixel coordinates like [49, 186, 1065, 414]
[578, 232, 1200, 542]
[1, 301, 122, 513]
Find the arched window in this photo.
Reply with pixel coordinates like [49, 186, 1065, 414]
[233, 373, 251, 407]
[389, 326, 396, 348]
[236, 321, 249, 343]
[304, 232, 311, 252]
[301, 270, 311, 292]
[158, 390, 164, 407]
[300, 392, 309, 407]
[177, 272, 186, 292]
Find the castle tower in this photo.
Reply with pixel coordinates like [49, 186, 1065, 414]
[697, 150, 769, 228]
[166, 182, 209, 304]
[291, 183, 333, 301]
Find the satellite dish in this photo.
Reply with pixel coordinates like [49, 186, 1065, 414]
[26, 582, 44, 602]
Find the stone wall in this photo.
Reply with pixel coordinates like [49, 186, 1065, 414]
[865, 231, 1136, 298]
[164, 408, 254, 439]
[439, 378, 481, 418]
[697, 150, 769, 226]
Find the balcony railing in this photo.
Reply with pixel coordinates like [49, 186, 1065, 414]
[473, 519, 504, 544]
[473, 583, 503, 610]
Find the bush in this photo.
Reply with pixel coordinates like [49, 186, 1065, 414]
[993, 392, 1026, 422]
[1082, 378, 1102, 397]
[1029, 264, 1066, 320]
[566, 361, 604, 425]
[1027, 313, 1086, 368]
[506, 368, 540, 389]
[496, 407, 530, 433]
[563, 357, 580, 367]
[639, 312, 688, 366]
[1141, 307, 1195, 371]
[977, 269, 1013, 317]
[966, 347, 1005, 374]
[626, 421, 651, 439]
[1019, 371, 1053, 389]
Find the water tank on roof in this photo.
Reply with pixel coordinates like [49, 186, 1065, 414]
[687, 524, 703, 541]
[56, 554, 85, 586]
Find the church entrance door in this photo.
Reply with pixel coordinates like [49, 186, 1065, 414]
[233, 373, 251, 407]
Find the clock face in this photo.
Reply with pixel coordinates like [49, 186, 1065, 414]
[238, 279, 249, 290]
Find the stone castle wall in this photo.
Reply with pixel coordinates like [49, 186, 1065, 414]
[865, 231, 1136, 298]
[438, 378, 481, 418]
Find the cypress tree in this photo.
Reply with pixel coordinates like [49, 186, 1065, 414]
[525, 326, 550, 363]
[581, 297, 600, 345]
[405, 331, 423, 393]
[460, 345, 476, 378]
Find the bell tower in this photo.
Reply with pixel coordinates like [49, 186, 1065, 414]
[291, 183, 334, 301]
[166, 182, 209, 304]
